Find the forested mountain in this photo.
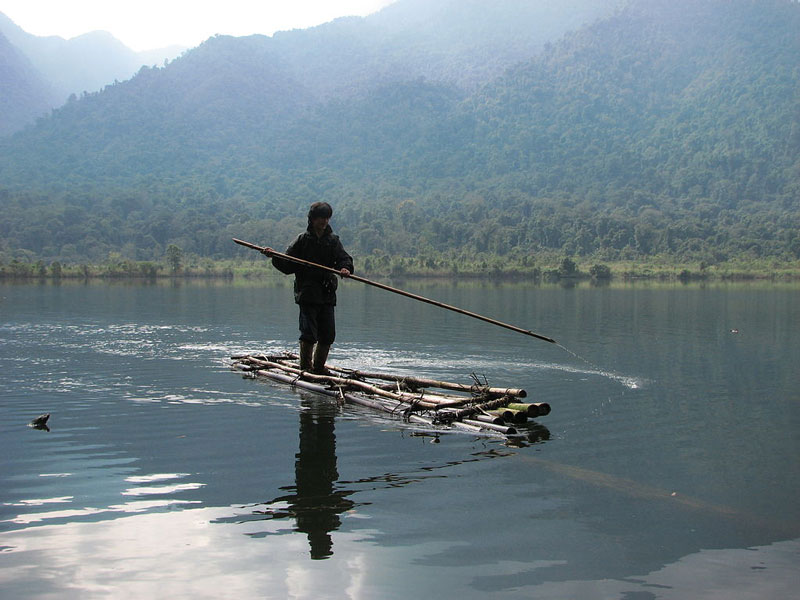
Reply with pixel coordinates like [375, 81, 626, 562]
[0, 11, 185, 134]
[0, 0, 798, 271]
[268, 0, 612, 96]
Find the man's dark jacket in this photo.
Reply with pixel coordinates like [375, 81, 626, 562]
[272, 225, 354, 305]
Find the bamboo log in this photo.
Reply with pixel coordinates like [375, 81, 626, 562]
[340, 391, 436, 428]
[440, 398, 509, 419]
[364, 371, 526, 399]
[472, 414, 506, 425]
[447, 396, 514, 419]
[372, 382, 472, 402]
[503, 408, 529, 423]
[329, 368, 526, 399]
[237, 357, 464, 410]
[451, 420, 485, 434]
[489, 403, 528, 423]
[461, 419, 517, 435]
[235, 358, 516, 437]
[248, 356, 469, 408]
[531, 402, 551, 416]
[252, 367, 438, 428]
[241, 365, 510, 435]
[488, 408, 515, 421]
[507, 402, 538, 416]
[235, 357, 543, 423]
[264, 354, 527, 400]
[371, 381, 474, 404]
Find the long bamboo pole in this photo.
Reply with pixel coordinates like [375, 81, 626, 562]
[233, 238, 556, 344]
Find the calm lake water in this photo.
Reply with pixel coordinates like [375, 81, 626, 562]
[1, 279, 799, 599]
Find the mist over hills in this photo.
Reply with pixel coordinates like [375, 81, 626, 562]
[0, 0, 798, 270]
[1, 0, 613, 180]
[266, 0, 612, 96]
[0, 11, 185, 134]
[0, 30, 58, 136]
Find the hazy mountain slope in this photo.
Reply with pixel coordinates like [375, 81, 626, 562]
[364, 0, 612, 88]
[266, 0, 613, 97]
[38, 31, 142, 97]
[0, 13, 139, 99]
[0, 11, 185, 134]
[0, 0, 609, 139]
[453, 0, 800, 204]
[0, 0, 612, 179]
[247, 0, 799, 204]
[0, 34, 318, 181]
[0, 31, 57, 135]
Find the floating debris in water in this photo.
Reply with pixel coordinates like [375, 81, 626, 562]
[29, 413, 50, 431]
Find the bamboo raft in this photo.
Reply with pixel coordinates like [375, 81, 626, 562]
[230, 352, 551, 437]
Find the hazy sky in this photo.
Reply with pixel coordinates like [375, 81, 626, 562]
[1, 0, 396, 51]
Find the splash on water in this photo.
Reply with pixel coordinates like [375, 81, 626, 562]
[333, 343, 647, 390]
[552, 343, 645, 390]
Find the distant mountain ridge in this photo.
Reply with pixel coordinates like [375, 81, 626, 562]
[0, 30, 58, 136]
[0, 0, 609, 136]
[265, 0, 611, 98]
[0, 0, 613, 177]
[0, 11, 186, 134]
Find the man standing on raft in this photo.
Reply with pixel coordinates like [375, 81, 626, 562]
[264, 202, 353, 374]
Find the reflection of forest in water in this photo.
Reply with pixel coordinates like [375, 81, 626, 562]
[220, 393, 550, 559]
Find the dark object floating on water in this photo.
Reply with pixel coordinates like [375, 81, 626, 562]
[29, 413, 50, 431]
[230, 352, 551, 438]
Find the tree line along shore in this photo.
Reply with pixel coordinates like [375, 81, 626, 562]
[2, 251, 798, 283]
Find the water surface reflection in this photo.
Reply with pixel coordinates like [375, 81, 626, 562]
[2, 280, 798, 598]
[215, 392, 550, 559]
[242, 396, 354, 559]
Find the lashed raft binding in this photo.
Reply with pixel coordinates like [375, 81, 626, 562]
[231, 352, 550, 437]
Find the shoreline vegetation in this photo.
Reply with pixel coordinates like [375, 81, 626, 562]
[2, 254, 799, 283]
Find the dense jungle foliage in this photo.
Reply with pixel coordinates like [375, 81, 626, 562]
[0, 0, 798, 277]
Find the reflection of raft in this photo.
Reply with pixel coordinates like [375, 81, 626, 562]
[231, 352, 550, 437]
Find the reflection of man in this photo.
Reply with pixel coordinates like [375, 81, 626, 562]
[293, 397, 353, 559]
